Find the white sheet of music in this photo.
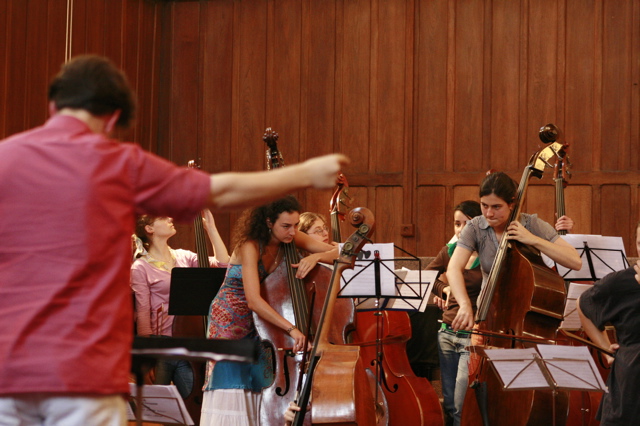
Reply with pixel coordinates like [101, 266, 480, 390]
[543, 234, 628, 279]
[128, 384, 194, 425]
[339, 243, 396, 297]
[386, 269, 438, 312]
[559, 282, 594, 329]
[536, 344, 607, 391]
[485, 348, 550, 389]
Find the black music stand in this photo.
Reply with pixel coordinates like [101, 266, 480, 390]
[129, 267, 229, 425]
[168, 267, 227, 316]
[549, 235, 629, 281]
[483, 345, 606, 426]
[337, 244, 436, 400]
[130, 337, 257, 425]
[338, 244, 433, 310]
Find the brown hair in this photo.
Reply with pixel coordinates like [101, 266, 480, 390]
[479, 171, 518, 204]
[48, 55, 136, 128]
[134, 215, 158, 250]
[231, 195, 302, 249]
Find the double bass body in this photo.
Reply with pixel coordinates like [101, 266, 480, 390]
[461, 241, 568, 426]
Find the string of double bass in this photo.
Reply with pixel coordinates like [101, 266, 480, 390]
[475, 167, 530, 321]
[193, 214, 209, 267]
[555, 177, 566, 233]
[262, 127, 312, 339]
[283, 243, 311, 337]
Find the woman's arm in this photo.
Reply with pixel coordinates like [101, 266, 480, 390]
[207, 154, 349, 211]
[240, 242, 307, 352]
[577, 295, 616, 365]
[447, 245, 475, 331]
[202, 209, 231, 264]
[130, 266, 153, 336]
[505, 221, 582, 270]
[291, 231, 339, 279]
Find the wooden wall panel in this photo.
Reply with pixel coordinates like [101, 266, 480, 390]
[601, 185, 632, 253]
[526, 0, 562, 138]
[301, 0, 337, 159]
[415, 0, 448, 173]
[268, 0, 303, 159]
[601, 0, 633, 171]
[453, 0, 486, 173]
[3, 1, 31, 137]
[4, 0, 640, 257]
[565, 0, 597, 172]
[416, 186, 446, 256]
[491, 0, 522, 169]
[339, 0, 372, 176]
[374, 0, 407, 175]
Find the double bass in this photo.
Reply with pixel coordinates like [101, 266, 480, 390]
[331, 177, 444, 425]
[254, 128, 356, 425]
[461, 130, 569, 426]
[544, 126, 610, 426]
[171, 160, 215, 425]
[293, 207, 382, 425]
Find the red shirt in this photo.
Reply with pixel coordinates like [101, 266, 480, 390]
[0, 115, 210, 395]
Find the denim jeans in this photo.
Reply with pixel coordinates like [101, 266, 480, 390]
[154, 359, 194, 399]
[438, 328, 471, 426]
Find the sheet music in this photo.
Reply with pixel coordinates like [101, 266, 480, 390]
[559, 282, 594, 329]
[543, 234, 628, 279]
[484, 348, 550, 389]
[340, 243, 396, 297]
[128, 384, 194, 425]
[536, 344, 607, 391]
[386, 269, 438, 312]
[355, 269, 438, 312]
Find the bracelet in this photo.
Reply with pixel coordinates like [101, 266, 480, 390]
[286, 325, 297, 334]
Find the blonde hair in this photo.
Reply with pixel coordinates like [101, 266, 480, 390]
[299, 212, 328, 234]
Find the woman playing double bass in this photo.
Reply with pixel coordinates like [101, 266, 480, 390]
[447, 171, 582, 333]
[201, 195, 337, 425]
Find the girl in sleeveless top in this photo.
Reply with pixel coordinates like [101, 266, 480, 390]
[201, 196, 337, 426]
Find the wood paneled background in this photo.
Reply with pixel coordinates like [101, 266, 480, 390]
[2, 0, 639, 258]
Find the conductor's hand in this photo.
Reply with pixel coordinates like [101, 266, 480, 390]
[634, 260, 640, 284]
[303, 154, 350, 189]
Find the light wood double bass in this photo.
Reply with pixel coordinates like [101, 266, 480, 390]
[293, 207, 382, 425]
[461, 129, 569, 426]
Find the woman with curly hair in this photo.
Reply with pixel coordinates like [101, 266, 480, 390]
[201, 195, 337, 425]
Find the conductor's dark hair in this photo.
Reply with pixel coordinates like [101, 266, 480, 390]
[479, 171, 518, 204]
[48, 55, 136, 128]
